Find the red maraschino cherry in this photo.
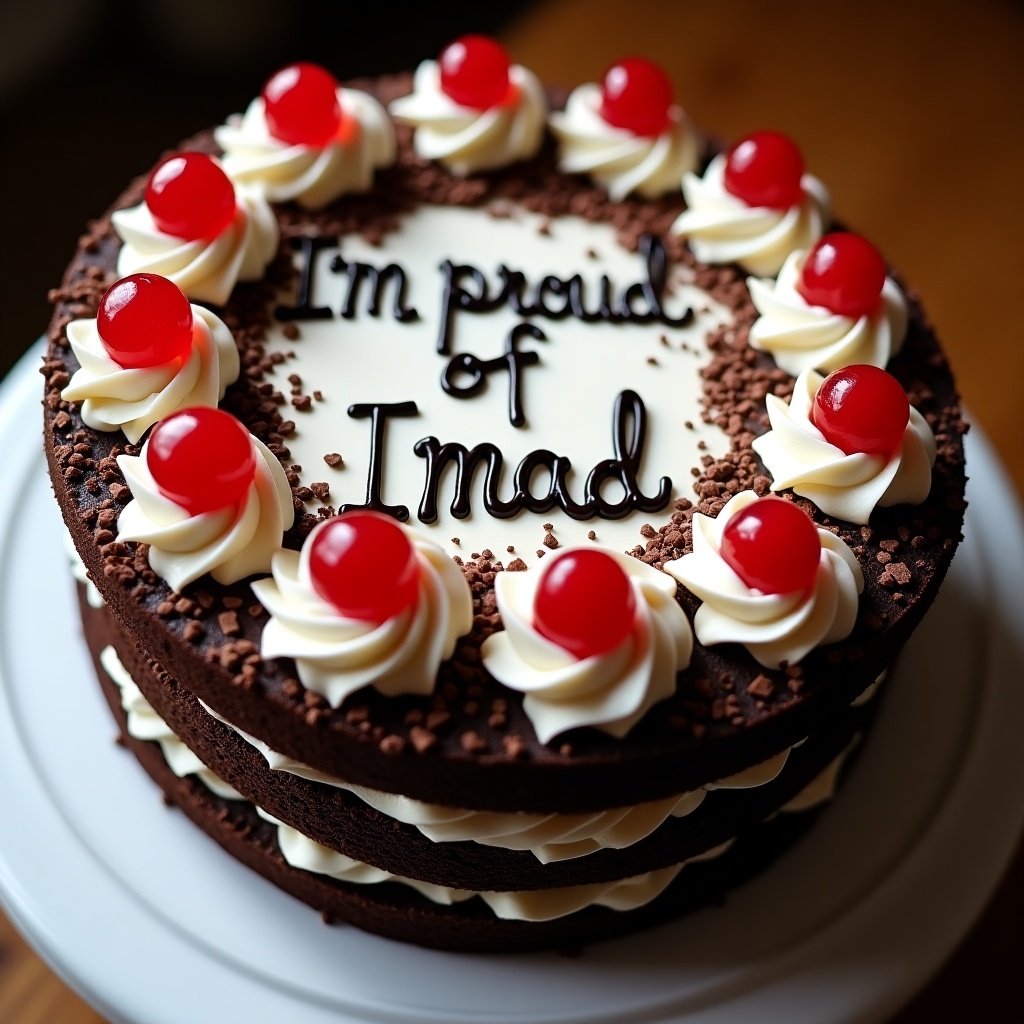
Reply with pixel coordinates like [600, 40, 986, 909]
[723, 131, 805, 210]
[309, 512, 420, 624]
[533, 549, 637, 660]
[263, 62, 343, 147]
[797, 233, 887, 319]
[439, 35, 512, 110]
[721, 497, 821, 595]
[599, 57, 675, 137]
[145, 152, 237, 241]
[812, 365, 910, 457]
[97, 274, 194, 369]
[147, 408, 256, 516]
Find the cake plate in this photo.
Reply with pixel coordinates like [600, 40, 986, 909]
[1, 341, 1022, 1024]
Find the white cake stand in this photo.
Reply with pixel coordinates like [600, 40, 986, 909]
[1, 342, 1022, 1024]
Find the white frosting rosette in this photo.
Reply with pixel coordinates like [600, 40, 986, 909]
[60, 305, 239, 443]
[548, 83, 700, 200]
[389, 59, 547, 175]
[112, 186, 279, 306]
[250, 525, 473, 707]
[481, 549, 693, 743]
[664, 491, 863, 669]
[215, 88, 396, 209]
[751, 368, 936, 524]
[115, 433, 293, 592]
[672, 153, 830, 275]
[747, 250, 909, 376]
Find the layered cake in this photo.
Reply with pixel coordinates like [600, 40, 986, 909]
[43, 42, 966, 952]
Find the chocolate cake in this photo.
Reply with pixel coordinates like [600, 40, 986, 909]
[43, 44, 966, 952]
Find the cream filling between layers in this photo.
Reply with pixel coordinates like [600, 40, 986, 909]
[103, 644, 852, 922]
[250, 526, 473, 708]
[672, 153, 830, 276]
[747, 250, 909, 376]
[60, 305, 240, 444]
[115, 435, 294, 592]
[198, 698, 803, 865]
[112, 187, 279, 306]
[389, 60, 547, 175]
[215, 88, 396, 209]
[752, 368, 936, 524]
[548, 83, 700, 200]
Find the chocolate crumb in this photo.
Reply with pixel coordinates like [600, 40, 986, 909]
[410, 726, 437, 753]
[323, 453, 344, 468]
[747, 674, 774, 698]
[506, 545, 515, 553]
[587, 530, 597, 540]
[379, 734, 405, 755]
[461, 730, 487, 754]
[425, 710, 451, 732]
[502, 734, 526, 758]
[218, 611, 241, 637]
[543, 531, 559, 549]
[507, 557, 528, 571]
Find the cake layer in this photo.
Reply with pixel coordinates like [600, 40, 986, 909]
[87, 600, 842, 952]
[82, 584, 876, 890]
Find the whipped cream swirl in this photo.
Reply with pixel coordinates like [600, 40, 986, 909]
[60, 305, 240, 444]
[548, 83, 700, 200]
[250, 526, 472, 707]
[389, 59, 547, 175]
[672, 153, 830, 275]
[747, 250, 908, 375]
[664, 491, 863, 669]
[112, 186, 279, 306]
[481, 549, 693, 743]
[115, 434, 293, 592]
[215, 88, 396, 209]
[752, 368, 936, 524]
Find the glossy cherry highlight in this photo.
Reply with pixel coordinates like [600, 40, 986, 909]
[797, 233, 887, 319]
[309, 512, 420, 624]
[812, 364, 910, 457]
[146, 408, 256, 516]
[145, 152, 237, 241]
[721, 497, 821, 596]
[723, 131, 805, 210]
[263, 62, 342, 147]
[438, 35, 512, 109]
[533, 549, 637, 660]
[97, 274, 194, 369]
[599, 57, 674, 137]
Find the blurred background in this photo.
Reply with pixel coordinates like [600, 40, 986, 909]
[1, 1, 1021, 1021]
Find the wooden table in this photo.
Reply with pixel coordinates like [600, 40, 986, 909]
[2, 1, 1021, 1019]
